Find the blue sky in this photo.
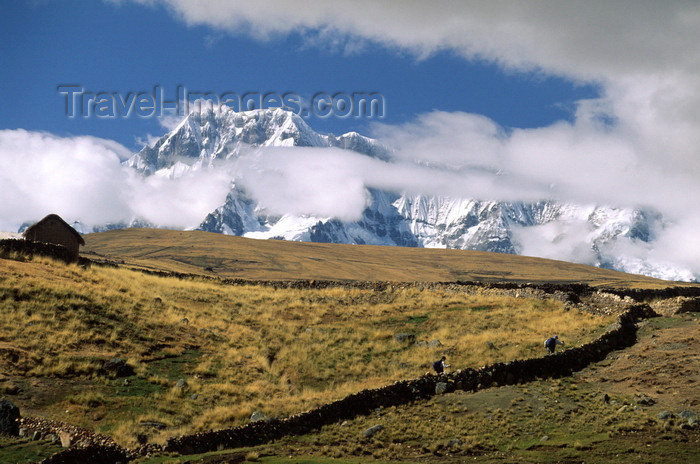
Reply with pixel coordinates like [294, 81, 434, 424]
[1, 0, 597, 150]
[1, 1, 699, 279]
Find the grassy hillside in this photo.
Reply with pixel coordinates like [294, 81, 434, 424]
[82, 228, 682, 288]
[0, 254, 613, 451]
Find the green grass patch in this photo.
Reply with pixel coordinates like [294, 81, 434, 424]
[259, 458, 407, 464]
[0, 436, 61, 463]
[468, 305, 492, 312]
[134, 451, 408, 464]
[643, 316, 689, 331]
[405, 315, 428, 324]
[145, 349, 202, 381]
[515, 431, 609, 450]
[67, 390, 107, 408]
[113, 375, 163, 399]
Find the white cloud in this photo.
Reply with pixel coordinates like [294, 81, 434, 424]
[0, 129, 230, 232]
[126, 1, 700, 79]
[372, 111, 507, 170]
[127, 166, 232, 228]
[232, 143, 527, 222]
[234, 147, 372, 221]
[135, 133, 162, 149]
[0, 130, 132, 230]
[511, 220, 600, 265]
[157, 108, 188, 132]
[648, 216, 700, 278]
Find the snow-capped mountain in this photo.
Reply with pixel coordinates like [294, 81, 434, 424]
[126, 108, 388, 175]
[121, 107, 695, 282]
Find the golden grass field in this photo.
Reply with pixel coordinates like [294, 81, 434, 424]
[81, 228, 682, 288]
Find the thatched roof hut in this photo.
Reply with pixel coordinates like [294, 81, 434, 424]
[22, 214, 85, 262]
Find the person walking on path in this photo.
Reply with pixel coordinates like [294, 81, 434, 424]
[433, 356, 449, 374]
[544, 335, 564, 354]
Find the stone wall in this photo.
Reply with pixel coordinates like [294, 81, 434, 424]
[39, 444, 128, 464]
[650, 296, 700, 316]
[0, 239, 84, 265]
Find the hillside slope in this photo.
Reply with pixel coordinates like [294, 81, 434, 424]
[81, 228, 687, 289]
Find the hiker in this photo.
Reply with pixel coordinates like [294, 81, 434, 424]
[432, 356, 449, 374]
[544, 335, 564, 354]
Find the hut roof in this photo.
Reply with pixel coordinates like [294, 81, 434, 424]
[22, 214, 86, 246]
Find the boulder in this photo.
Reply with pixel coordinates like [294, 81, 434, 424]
[435, 382, 448, 395]
[0, 400, 20, 436]
[59, 430, 72, 447]
[1, 382, 21, 395]
[394, 333, 416, 343]
[174, 378, 189, 393]
[679, 411, 698, 429]
[140, 421, 167, 430]
[101, 358, 134, 377]
[363, 424, 385, 438]
[635, 394, 655, 406]
[606, 322, 622, 332]
[250, 411, 267, 422]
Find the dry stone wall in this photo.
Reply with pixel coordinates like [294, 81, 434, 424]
[0, 239, 82, 265]
[38, 444, 128, 464]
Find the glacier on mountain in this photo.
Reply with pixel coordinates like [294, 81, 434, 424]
[120, 107, 695, 282]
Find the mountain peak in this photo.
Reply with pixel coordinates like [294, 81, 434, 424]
[125, 107, 390, 174]
[125, 108, 328, 174]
